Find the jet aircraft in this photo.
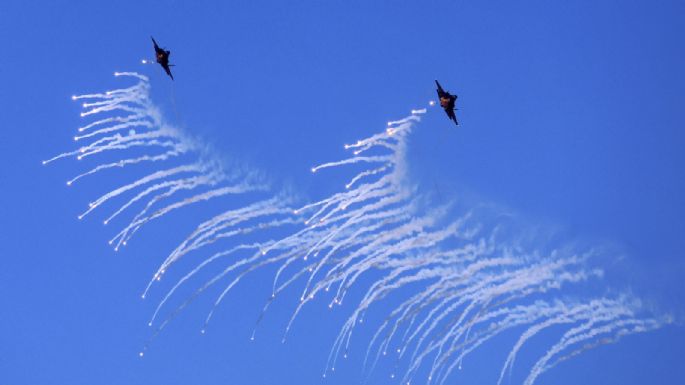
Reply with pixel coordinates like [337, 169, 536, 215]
[151, 36, 174, 80]
[435, 80, 458, 125]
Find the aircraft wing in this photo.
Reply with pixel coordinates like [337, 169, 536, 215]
[446, 109, 458, 126]
[435, 80, 446, 96]
[162, 64, 174, 80]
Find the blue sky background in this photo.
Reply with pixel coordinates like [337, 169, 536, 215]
[1, 1, 684, 384]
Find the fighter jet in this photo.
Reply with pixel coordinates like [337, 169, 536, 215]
[151, 36, 174, 80]
[435, 80, 458, 125]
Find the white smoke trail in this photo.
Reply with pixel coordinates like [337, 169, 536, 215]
[145, 110, 426, 338]
[155, 103, 663, 385]
[45, 73, 270, 255]
[49, 73, 667, 385]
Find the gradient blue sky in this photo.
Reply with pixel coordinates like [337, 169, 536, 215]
[1, 1, 684, 384]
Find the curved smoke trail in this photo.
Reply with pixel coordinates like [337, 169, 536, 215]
[48, 73, 668, 384]
[44, 72, 270, 252]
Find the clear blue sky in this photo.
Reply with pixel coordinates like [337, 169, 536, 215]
[1, 1, 684, 384]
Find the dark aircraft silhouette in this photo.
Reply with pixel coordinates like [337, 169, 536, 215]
[151, 36, 174, 80]
[435, 80, 458, 125]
